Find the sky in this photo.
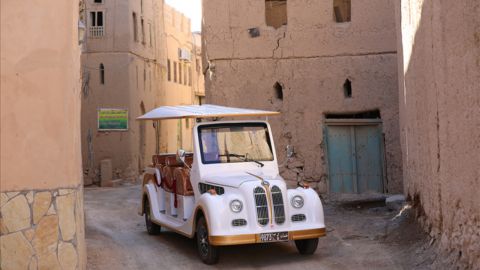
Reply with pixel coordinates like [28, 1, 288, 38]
[165, 0, 202, 32]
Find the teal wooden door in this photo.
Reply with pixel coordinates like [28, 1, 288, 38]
[325, 124, 384, 194]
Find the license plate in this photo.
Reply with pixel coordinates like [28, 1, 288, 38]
[259, 231, 289, 243]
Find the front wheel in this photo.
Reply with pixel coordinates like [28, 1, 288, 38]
[144, 198, 161, 235]
[196, 216, 219, 264]
[295, 238, 319, 255]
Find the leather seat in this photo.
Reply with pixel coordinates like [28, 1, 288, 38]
[152, 156, 167, 187]
[153, 154, 195, 197]
[143, 173, 156, 186]
[162, 156, 183, 193]
[174, 168, 194, 196]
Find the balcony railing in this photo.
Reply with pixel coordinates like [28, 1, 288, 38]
[89, 26, 104, 38]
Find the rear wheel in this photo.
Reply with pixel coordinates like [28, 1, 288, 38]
[196, 216, 219, 264]
[295, 238, 319, 255]
[144, 198, 161, 235]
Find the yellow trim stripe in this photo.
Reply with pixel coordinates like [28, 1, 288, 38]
[262, 182, 274, 225]
[209, 228, 326, 246]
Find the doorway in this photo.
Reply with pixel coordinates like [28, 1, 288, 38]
[324, 119, 385, 194]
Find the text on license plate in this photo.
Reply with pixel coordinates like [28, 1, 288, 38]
[259, 231, 289, 242]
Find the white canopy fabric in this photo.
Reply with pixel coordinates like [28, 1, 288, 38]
[137, 104, 280, 120]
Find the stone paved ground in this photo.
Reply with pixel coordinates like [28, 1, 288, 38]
[85, 184, 437, 270]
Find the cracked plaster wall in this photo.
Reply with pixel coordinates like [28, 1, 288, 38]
[203, 0, 402, 193]
[396, 0, 480, 268]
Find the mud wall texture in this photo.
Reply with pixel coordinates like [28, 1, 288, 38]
[81, 0, 160, 184]
[160, 5, 196, 153]
[1, 0, 86, 268]
[396, 0, 480, 268]
[81, 53, 159, 185]
[203, 0, 403, 193]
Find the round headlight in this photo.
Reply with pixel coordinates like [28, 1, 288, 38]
[291, 195, 304, 208]
[230, 199, 243, 213]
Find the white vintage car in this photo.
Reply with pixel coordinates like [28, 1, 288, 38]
[137, 105, 326, 264]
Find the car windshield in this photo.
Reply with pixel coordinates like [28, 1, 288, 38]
[198, 123, 274, 164]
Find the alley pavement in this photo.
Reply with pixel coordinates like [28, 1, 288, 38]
[85, 184, 435, 270]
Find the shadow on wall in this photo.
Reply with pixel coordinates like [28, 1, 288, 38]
[399, 0, 480, 268]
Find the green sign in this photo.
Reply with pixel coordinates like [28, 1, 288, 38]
[98, 109, 128, 131]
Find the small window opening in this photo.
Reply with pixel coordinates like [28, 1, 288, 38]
[188, 67, 192, 86]
[97, 12, 103, 26]
[89, 11, 104, 37]
[179, 64, 182, 84]
[141, 19, 145, 44]
[99, 63, 105, 84]
[90, 12, 96, 26]
[143, 67, 146, 91]
[334, 0, 351, 23]
[343, 79, 352, 98]
[132, 13, 138, 42]
[136, 66, 139, 89]
[167, 59, 171, 81]
[183, 64, 187, 85]
[94, 0, 103, 3]
[274, 82, 283, 100]
[265, 0, 287, 29]
[148, 23, 153, 47]
[173, 62, 177, 83]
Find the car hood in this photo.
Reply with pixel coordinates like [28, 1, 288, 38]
[205, 172, 283, 188]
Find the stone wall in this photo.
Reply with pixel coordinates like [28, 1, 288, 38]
[396, 0, 480, 268]
[0, 186, 86, 270]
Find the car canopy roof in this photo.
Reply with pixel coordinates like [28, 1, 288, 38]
[137, 104, 280, 120]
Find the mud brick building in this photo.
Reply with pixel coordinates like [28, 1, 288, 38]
[203, 0, 403, 195]
[81, 0, 204, 185]
[396, 0, 480, 268]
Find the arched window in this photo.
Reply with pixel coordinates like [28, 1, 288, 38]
[343, 79, 352, 98]
[274, 82, 284, 100]
[99, 63, 105, 84]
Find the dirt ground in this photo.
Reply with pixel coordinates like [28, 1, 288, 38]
[85, 184, 438, 270]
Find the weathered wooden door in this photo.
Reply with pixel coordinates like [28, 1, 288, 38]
[325, 121, 385, 194]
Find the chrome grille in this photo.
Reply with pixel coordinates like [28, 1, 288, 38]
[231, 219, 247, 227]
[254, 187, 269, 226]
[291, 214, 306, 222]
[271, 186, 285, 224]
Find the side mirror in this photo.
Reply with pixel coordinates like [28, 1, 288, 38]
[177, 149, 186, 164]
[286, 145, 295, 158]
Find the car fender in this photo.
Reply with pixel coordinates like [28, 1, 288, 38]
[193, 192, 246, 236]
[139, 181, 158, 216]
[287, 187, 325, 226]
